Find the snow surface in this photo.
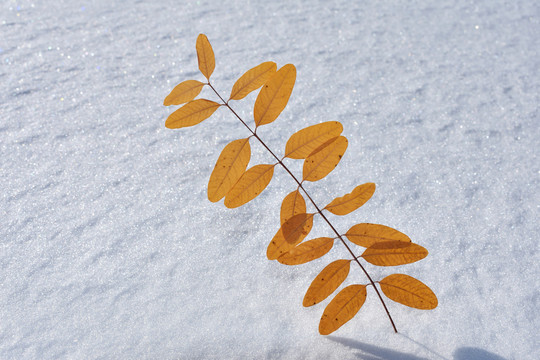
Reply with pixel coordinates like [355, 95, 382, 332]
[1, 0, 539, 359]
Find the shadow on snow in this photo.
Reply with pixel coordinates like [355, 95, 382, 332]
[328, 336, 507, 360]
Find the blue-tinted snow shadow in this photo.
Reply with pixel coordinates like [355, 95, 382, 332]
[328, 336, 507, 360]
[401, 333, 508, 360]
[453, 347, 507, 360]
[327, 336, 432, 360]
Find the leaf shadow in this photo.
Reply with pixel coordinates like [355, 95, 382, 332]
[453, 347, 507, 360]
[328, 335, 509, 360]
[401, 333, 508, 360]
[327, 336, 431, 360]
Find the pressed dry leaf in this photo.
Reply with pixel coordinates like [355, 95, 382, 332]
[229, 62, 277, 101]
[254, 64, 296, 127]
[163, 80, 205, 106]
[319, 285, 367, 335]
[266, 215, 314, 260]
[165, 99, 221, 129]
[284, 121, 343, 159]
[345, 223, 411, 248]
[196, 34, 215, 80]
[379, 274, 438, 310]
[277, 237, 334, 265]
[324, 183, 376, 216]
[361, 241, 428, 266]
[208, 138, 251, 202]
[303, 260, 351, 307]
[224, 164, 274, 208]
[280, 190, 306, 225]
[303, 136, 348, 182]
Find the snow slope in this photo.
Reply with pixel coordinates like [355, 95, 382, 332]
[1, 0, 538, 359]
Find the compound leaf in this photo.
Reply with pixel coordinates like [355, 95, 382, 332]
[229, 62, 277, 101]
[319, 285, 367, 335]
[361, 241, 428, 266]
[285, 121, 343, 159]
[303, 260, 351, 307]
[345, 223, 411, 248]
[267, 214, 314, 260]
[254, 64, 296, 127]
[163, 80, 205, 106]
[379, 274, 438, 310]
[303, 136, 348, 182]
[280, 190, 306, 225]
[324, 183, 376, 216]
[196, 34, 215, 80]
[208, 138, 251, 202]
[165, 99, 221, 129]
[224, 164, 274, 208]
[277, 237, 334, 265]
[164, 34, 437, 334]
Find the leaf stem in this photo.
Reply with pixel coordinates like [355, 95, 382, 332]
[208, 82, 398, 333]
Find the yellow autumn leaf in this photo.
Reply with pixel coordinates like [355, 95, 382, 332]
[163, 80, 205, 106]
[345, 223, 411, 248]
[162, 34, 441, 334]
[280, 190, 306, 225]
[207, 138, 251, 202]
[281, 213, 315, 244]
[267, 214, 314, 260]
[277, 237, 334, 265]
[379, 274, 438, 310]
[254, 64, 296, 127]
[267, 228, 289, 260]
[303, 136, 348, 182]
[196, 34, 215, 80]
[361, 241, 428, 266]
[303, 259, 351, 307]
[284, 121, 343, 159]
[165, 99, 221, 129]
[324, 183, 376, 216]
[319, 285, 367, 335]
[224, 164, 274, 208]
[229, 62, 277, 101]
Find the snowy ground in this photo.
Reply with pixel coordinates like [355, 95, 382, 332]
[1, 1, 539, 359]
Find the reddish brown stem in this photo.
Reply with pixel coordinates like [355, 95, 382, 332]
[208, 82, 398, 333]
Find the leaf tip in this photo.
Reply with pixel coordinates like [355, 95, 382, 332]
[196, 33, 215, 80]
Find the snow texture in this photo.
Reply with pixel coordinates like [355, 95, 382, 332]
[1, 0, 539, 359]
